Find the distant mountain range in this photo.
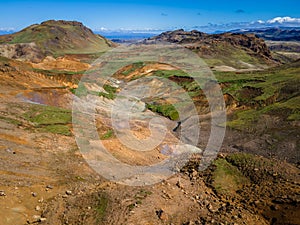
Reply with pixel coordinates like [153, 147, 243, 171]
[191, 17, 300, 33]
[95, 17, 300, 41]
[96, 26, 300, 43]
[93, 17, 300, 36]
[231, 27, 300, 41]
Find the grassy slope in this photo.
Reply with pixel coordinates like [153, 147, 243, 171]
[200, 42, 263, 69]
[217, 60, 300, 129]
[0, 20, 113, 56]
[23, 104, 72, 136]
[114, 59, 299, 126]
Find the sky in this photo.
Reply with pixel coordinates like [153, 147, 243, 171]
[0, 0, 300, 31]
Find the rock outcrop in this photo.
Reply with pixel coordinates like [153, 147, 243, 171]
[147, 29, 274, 61]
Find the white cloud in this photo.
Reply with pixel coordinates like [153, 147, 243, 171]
[203, 16, 300, 33]
[267, 16, 300, 24]
[257, 20, 265, 24]
[0, 27, 15, 31]
[94, 27, 110, 32]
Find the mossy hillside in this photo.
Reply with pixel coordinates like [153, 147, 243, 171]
[0, 20, 113, 57]
[0, 115, 23, 126]
[71, 82, 117, 100]
[225, 153, 285, 184]
[216, 61, 300, 130]
[40, 124, 71, 136]
[211, 158, 249, 195]
[146, 103, 179, 121]
[23, 104, 72, 135]
[216, 60, 300, 103]
[202, 42, 262, 69]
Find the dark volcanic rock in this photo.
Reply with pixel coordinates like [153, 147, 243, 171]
[148, 29, 208, 44]
[146, 29, 274, 62]
[213, 33, 272, 58]
[236, 27, 300, 41]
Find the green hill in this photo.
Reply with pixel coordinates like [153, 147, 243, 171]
[0, 20, 115, 57]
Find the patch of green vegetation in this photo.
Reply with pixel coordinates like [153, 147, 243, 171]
[218, 62, 300, 130]
[214, 71, 261, 83]
[288, 113, 300, 120]
[128, 189, 152, 211]
[0, 116, 22, 126]
[0, 56, 10, 63]
[146, 103, 179, 120]
[212, 158, 249, 195]
[227, 96, 300, 130]
[95, 194, 109, 223]
[266, 96, 300, 110]
[201, 43, 260, 69]
[2, 22, 112, 56]
[217, 64, 300, 103]
[99, 84, 117, 100]
[135, 189, 152, 200]
[226, 109, 261, 130]
[33, 68, 85, 76]
[100, 130, 114, 140]
[226, 153, 278, 183]
[134, 68, 201, 96]
[261, 96, 300, 118]
[128, 203, 136, 211]
[71, 82, 117, 99]
[151, 69, 188, 78]
[75, 176, 85, 181]
[39, 124, 71, 136]
[204, 58, 224, 67]
[71, 82, 88, 97]
[9, 28, 47, 44]
[23, 105, 71, 135]
[122, 62, 145, 76]
[178, 80, 200, 92]
[24, 105, 71, 126]
[232, 48, 261, 65]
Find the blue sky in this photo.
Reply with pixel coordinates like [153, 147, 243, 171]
[0, 0, 300, 31]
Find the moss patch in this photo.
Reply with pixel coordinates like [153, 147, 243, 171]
[100, 129, 114, 140]
[146, 103, 179, 120]
[99, 84, 117, 100]
[0, 115, 22, 126]
[212, 158, 249, 195]
[95, 194, 109, 223]
[23, 105, 71, 135]
[226, 153, 280, 184]
[40, 124, 71, 136]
